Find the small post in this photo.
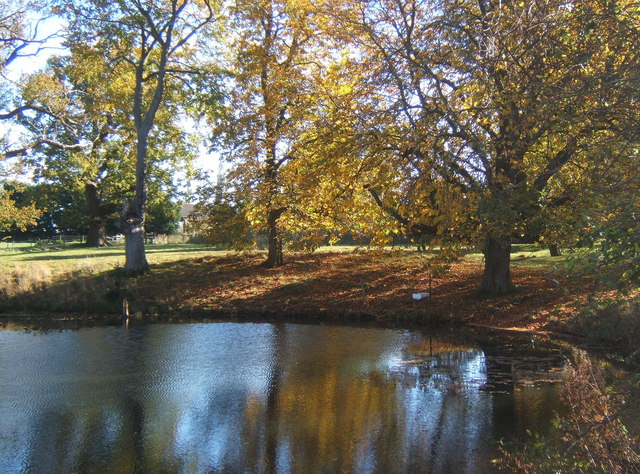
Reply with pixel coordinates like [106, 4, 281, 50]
[122, 298, 130, 327]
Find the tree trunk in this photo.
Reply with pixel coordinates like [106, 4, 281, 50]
[549, 243, 561, 257]
[84, 181, 110, 247]
[123, 217, 148, 275]
[124, 127, 150, 274]
[481, 237, 514, 294]
[86, 220, 108, 247]
[264, 208, 284, 268]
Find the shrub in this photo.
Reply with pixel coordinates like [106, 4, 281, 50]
[497, 350, 640, 473]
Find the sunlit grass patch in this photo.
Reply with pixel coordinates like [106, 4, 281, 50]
[0, 243, 227, 274]
[0, 243, 229, 312]
[0, 244, 125, 275]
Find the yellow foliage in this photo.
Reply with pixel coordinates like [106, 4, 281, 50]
[0, 189, 41, 232]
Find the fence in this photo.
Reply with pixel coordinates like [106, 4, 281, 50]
[2, 235, 86, 250]
[2, 233, 191, 250]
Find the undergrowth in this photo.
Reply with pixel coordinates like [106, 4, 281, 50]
[562, 292, 640, 364]
[496, 350, 640, 473]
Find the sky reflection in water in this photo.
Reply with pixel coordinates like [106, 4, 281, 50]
[0, 323, 562, 473]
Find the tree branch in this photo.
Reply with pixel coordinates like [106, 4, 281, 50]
[364, 184, 438, 236]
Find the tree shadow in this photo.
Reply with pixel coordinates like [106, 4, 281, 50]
[22, 251, 126, 261]
[2, 250, 581, 331]
[145, 244, 222, 254]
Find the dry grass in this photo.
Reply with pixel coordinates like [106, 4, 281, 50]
[0, 243, 230, 273]
[0, 243, 228, 313]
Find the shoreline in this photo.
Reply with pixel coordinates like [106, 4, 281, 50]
[0, 307, 615, 356]
[2, 249, 637, 363]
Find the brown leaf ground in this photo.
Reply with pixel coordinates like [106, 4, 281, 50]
[4, 246, 638, 355]
[131, 250, 593, 332]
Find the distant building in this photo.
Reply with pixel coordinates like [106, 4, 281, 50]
[179, 203, 199, 234]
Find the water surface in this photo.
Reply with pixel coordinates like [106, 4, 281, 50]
[0, 323, 564, 473]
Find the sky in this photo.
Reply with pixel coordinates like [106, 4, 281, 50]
[4, 16, 66, 80]
[2, 15, 66, 182]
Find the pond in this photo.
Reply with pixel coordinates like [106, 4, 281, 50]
[0, 322, 567, 473]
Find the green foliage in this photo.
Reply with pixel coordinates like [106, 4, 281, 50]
[15, 38, 198, 242]
[10, 182, 90, 235]
[563, 295, 640, 361]
[582, 217, 640, 287]
[476, 187, 538, 241]
[565, 155, 640, 287]
[145, 198, 181, 235]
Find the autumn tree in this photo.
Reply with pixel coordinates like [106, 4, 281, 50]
[1, 0, 62, 155]
[190, 171, 255, 249]
[211, 0, 331, 267]
[0, 0, 62, 227]
[334, 0, 640, 293]
[61, 0, 217, 273]
[0, 185, 40, 232]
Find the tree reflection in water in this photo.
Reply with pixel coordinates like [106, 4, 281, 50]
[0, 323, 565, 472]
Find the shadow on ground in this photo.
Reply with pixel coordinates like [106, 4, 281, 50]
[0, 251, 591, 332]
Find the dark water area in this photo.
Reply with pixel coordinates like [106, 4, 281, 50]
[0, 322, 566, 473]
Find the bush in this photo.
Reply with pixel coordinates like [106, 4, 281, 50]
[563, 296, 640, 361]
[497, 350, 640, 473]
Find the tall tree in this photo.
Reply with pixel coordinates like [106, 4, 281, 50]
[334, 0, 640, 293]
[0, 0, 61, 225]
[1, 0, 60, 134]
[213, 0, 325, 267]
[63, 0, 217, 273]
[0, 184, 40, 232]
[19, 47, 196, 246]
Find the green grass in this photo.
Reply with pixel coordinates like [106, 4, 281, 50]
[456, 243, 566, 271]
[0, 243, 230, 274]
[0, 243, 233, 312]
[0, 241, 567, 274]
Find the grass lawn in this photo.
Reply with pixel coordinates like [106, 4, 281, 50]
[0, 243, 229, 275]
[0, 241, 564, 276]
